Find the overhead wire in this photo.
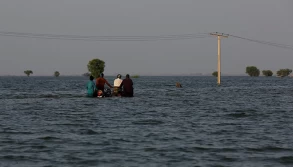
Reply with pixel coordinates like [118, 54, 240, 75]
[228, 34, 293, 50]
[0, 31, 292, 50]
[0, 31, 210, 41]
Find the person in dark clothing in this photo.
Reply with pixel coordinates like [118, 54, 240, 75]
[119, 74, 134, 97]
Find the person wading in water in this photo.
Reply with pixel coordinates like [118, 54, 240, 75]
[119, 74, 134, 97]
[96, 73, 113, 96]
[86, 76, 96, 97]
[113, 74, 123, 96]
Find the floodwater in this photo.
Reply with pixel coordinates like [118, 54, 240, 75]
[0, 76, 293, 167]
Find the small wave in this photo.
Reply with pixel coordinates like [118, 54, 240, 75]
[226, 109, 260, 118]
[79, 129, 106, 135]
[227, 112, 248, 118]
[132, 119, 164, 125]
[110, 138, 132, 143]
[278, 156, 293, 164]
[192, 146, 210, 151]
[53, 123, 85, 127]
[0, 155, 30, 160]
[30, 145, 47, 149]
[72, 160, 100, 166]
[160, 136, 182, 141]
[148, 110, 158, 113]
[144, 147, 157, 152]
[0, 94, 59, 99]
[0, 93, 87, 100]
[219, 156, 238, 162]
[0, 131, 33, 135]
[144, 133, 158, 137]
[192, 146, 237, 152]
[38, 136, 60, 140]
[247, 146, 292, 152]
[40, 94, 60, 98]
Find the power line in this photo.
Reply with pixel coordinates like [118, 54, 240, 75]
[0, 30, 292, 50]
[0, 31, 210, 41]
[0, 33, 209, 41]
[0, 31, 209, 38]
[228, 34, 293, 50]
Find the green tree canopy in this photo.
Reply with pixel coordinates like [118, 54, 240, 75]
[246, 66, 260, 77]
[24, 70, 33, 77]
[54, 71, 60, 77]
[212, 71, 218, 77]
[262, 70, 273, 77]
[87, 59, 105, 78]
[276, 69, 292, 77]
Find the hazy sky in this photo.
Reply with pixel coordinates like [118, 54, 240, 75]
[0, 0, 292, 76]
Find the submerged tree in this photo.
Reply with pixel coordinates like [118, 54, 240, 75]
[212, 71, 218, 77]
[131, 75, 140, 78]
[24, 70, 33, 77]
[54, 71, 60, 77]
[246, 66, 260, 77]
[82, 72, 91, 77]
[87, 59, 105, 78]
[262, 70, 273, 77]
[276, 69, 292, 77]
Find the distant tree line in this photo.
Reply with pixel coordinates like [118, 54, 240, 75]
[245, 66, 292, 77]
[211, 67, 292, 77]
[23, 70, 61, 77]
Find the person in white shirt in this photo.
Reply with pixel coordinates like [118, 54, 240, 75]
[113, 74, 123, 96]
[114, 74, 123, 86]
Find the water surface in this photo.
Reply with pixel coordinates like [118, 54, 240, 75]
[0, 76, 293, 167]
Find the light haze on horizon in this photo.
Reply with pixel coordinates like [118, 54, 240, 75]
[0, 0, 292, 76]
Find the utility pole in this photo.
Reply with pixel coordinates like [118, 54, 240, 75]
[210, 32, 228, 85]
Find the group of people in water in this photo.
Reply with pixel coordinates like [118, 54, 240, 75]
[86, 73, 134, 97]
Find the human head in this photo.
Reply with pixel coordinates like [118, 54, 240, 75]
[89, 76, 94, 80]
[117, 74, 121, 79]
[100, 73, 104, 77]
[97, 90, 103, 96]
[126, 74, 130, 78]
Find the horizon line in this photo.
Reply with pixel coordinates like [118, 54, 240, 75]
[0, 74, 253, 77]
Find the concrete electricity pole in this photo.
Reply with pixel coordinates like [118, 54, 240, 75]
[210, 32, 228, 85]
